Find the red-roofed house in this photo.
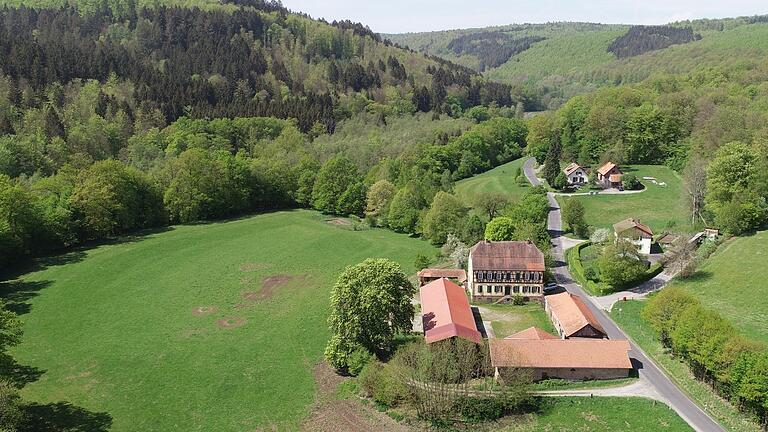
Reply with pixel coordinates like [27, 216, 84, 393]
[467, 240, 546, 303]
[417, 268, 467, 286]
[596, 162, 622, 189]
[420, 278, 482, 344]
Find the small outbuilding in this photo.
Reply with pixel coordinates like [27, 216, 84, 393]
[545, 292, 607, 339]
[419, 278, 482, 344]
[417, 268, 467, 286]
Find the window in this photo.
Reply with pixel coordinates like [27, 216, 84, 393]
[494, 286, 502, 294]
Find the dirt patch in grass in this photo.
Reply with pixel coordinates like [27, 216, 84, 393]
[326, 218, 352, 226]
[301, 362, 411, 432]
[240, 274, 308, 304]
[239, 262, 270, 272]
[217, 317, 247, 329]
[192, 306, 219, 316]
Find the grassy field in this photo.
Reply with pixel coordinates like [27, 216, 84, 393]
[557, 165, 690, 234]
[478, 303, 557, 338]
[611, 301, 761, 432]
[455, 158, 530, 208]
[0, 210, 438, 431]
[667, 231, 768, 344]
[504, 397, 693, 431]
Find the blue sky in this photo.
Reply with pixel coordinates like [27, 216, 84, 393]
[280, 0, 768, 33]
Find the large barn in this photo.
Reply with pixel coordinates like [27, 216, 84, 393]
[419, 278, 482, 344]
[490, 327, 632, 381]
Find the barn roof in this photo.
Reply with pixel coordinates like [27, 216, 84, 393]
[469, 240, 545, 271]
[417, 268, 467, 283]
[613, 218, 654, 238]
[490, 338, 632, 369]
[505, 326, 559, 340]
[546, 292, 606, 338]
[597, 162, 619, 176]
[419, 278, 481, 344]
[609, 173, 623, 183]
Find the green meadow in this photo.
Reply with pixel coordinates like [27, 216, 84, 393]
[557, 165, 690, 234]
[455, 158, 530, 206]
[667, 231, 768, 344]
[1, 210, 437, 431]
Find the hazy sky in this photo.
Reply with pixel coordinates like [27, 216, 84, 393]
[280, 0, 768, 33]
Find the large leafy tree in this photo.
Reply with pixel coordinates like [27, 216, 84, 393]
[70, 160, 165, 239]
[387, 187, 422, 233]
[325, 259, 415, 371]
[561, 198, 588, 238]
[422, 191, 467, 245]
[484, 217, 516, 241]
[311, 156, 361, 214]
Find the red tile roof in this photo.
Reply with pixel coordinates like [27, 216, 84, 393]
[469, 241, 545, 271]
[597, 162, 619, 176]
[546, 292, 606, 338]
[505, 327, 559, 340]
[490, 338, 632, 369]
[420, 278, 481, 344]
[609, 173, 623, 183]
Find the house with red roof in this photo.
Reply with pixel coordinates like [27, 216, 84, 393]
[419, 278, 482, 344]
[596, 162, 623, 189]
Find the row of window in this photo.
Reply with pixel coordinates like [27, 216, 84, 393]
[474, 271, 542, 282]
[476, 285, 542, 295]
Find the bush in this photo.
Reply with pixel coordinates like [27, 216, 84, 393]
[583, 265, 599, 281]
[512, 295, 525, 305]
[455, 396, 505, 422]
[0, 380, 23, 431]
[622, 174, 642, 190]
[358, 361, 409, 408]
[414, 254, 431, 271]
[347, 346, 375, 376]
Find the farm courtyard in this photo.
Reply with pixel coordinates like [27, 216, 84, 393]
[0, 210, 437, 431]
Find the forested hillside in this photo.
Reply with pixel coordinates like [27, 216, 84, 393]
[390, 16, 768, 109]
[0, 0, 530, 268]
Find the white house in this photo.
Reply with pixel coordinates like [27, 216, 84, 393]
[613, 218, 654, 255]
[563, 163, 588, 186]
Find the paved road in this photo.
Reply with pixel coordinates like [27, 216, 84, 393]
[523, 157, 724, 432]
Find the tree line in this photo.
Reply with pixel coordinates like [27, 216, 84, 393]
[643, 288, 768, 427]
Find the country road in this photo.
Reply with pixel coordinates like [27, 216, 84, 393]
[522, 157, 724, 432]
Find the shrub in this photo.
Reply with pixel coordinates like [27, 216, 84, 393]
[347, 346, 375, 377]
[414, 254, 431, 271]
[622, 174, 642, 190]
[583, 265, 599, 281]
[512, 295, 525, 305]
[358, 361, 409, 408]
[0, 380, 23, 431]
[455, 396, 505, 422]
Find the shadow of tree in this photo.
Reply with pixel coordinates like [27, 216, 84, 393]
[0, 279, 53, 315]
[0, 354, 45, 388]
[18, 402, 112, 432]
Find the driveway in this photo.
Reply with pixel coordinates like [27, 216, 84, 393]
[526, 158, 724, 432]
